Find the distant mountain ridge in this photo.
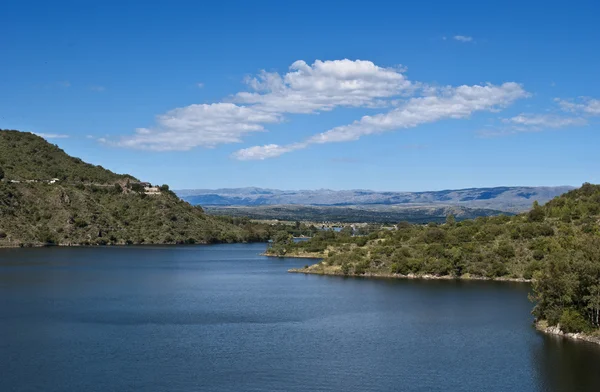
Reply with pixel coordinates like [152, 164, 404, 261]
[176, 186, 574, 212]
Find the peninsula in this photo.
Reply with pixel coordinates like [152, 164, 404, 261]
[266, 184, 600, 341]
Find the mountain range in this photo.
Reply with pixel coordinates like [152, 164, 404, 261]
[176, 186, 574, 213]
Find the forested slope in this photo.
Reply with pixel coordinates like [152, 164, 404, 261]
[0, 130, 268, 246]
[268, 183, 600, 334]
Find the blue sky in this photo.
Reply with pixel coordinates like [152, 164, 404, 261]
[2, 0, 599, 191]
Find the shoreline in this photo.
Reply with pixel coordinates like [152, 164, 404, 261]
[261, 252, 323, 259]
[0, 243, 213, 249]
[0, 240, 264, 249]
[535, 320, 600, 346]
[266, 251, 531, 283]
[287, 267, 531, 283]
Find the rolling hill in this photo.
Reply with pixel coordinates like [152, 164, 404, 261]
[0, 130, 265, 247]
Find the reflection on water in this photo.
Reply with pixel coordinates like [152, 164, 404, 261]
[1, 244, 599, 392]
[533, 333, 600, 392]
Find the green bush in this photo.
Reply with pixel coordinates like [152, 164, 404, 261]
[391, 259, 411, 275]
[341, 262, 351, 276]
[354, 260, 370, 275]
[495, 242, 515, 259]
[559, 309, 589, 333]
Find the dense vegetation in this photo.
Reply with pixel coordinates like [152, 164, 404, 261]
[268, 184, 600, 335]
[0, 130, 305, 246]
[0, 130, 135, 183]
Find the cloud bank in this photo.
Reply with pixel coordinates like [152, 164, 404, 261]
[113, 58, 540, 157]
[234, 82, 528, 160]
[555, 97, 600, 115]
[116, 59, 412, 151]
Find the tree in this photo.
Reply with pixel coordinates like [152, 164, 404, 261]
[445, 214, 456, 227]
[531, 253, 579, 325]
[130, 183, 144, 193]
[584, 284, 600, 328]
[273, 231, 293, 245]
[528, 200, 546, 222]
[559, 309, 589, 333]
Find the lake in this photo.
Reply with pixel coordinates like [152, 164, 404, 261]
[1, 243, 599, 392]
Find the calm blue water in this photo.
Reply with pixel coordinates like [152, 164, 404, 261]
[1, 243, 599, 392]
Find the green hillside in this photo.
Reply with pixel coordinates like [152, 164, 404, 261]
[0, 130, 267, 246]
[0, 130, 135, 183]
[269, 183, 600, 334]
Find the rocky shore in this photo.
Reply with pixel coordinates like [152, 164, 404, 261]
[261, 252, 324, 259]
[536, 320, 600, 346]
[286, 265, 531, 283]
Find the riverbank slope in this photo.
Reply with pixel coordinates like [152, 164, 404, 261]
[0, 129, 269, 246]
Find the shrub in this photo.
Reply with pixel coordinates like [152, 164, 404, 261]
[528, 201, 546, 222]
[532, 249, 545, 261]
[559, 309, 589, 333]
[130, 183, 144, 193]
[391, 259, 411, 275]
[424, 228, 446, 244]
[74, 219, 88, 228]
[354, 237, 368, 247]
[341, 262, 351, 276]
[354, 260, 370, 275]
[496, 242, 515, 259]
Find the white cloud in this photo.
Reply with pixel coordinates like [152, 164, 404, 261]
[555, 97, 600, 115]
[115, 59, 527, 155]
[504, 114, 587, 129]
[234, 59, 412, 113]
[33, 132, 69, 139]
[480, 97, 598, 138]
[197, 83, 204, 88]
[117, 103, 281, 151]
[115, 59, 412, 151]
[233, 82, 528, 160]
[90, 85, 106, 92]
[454, 35, 473, 42]
[232, 143, 306, 160]
[308, 83, 527, 144]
